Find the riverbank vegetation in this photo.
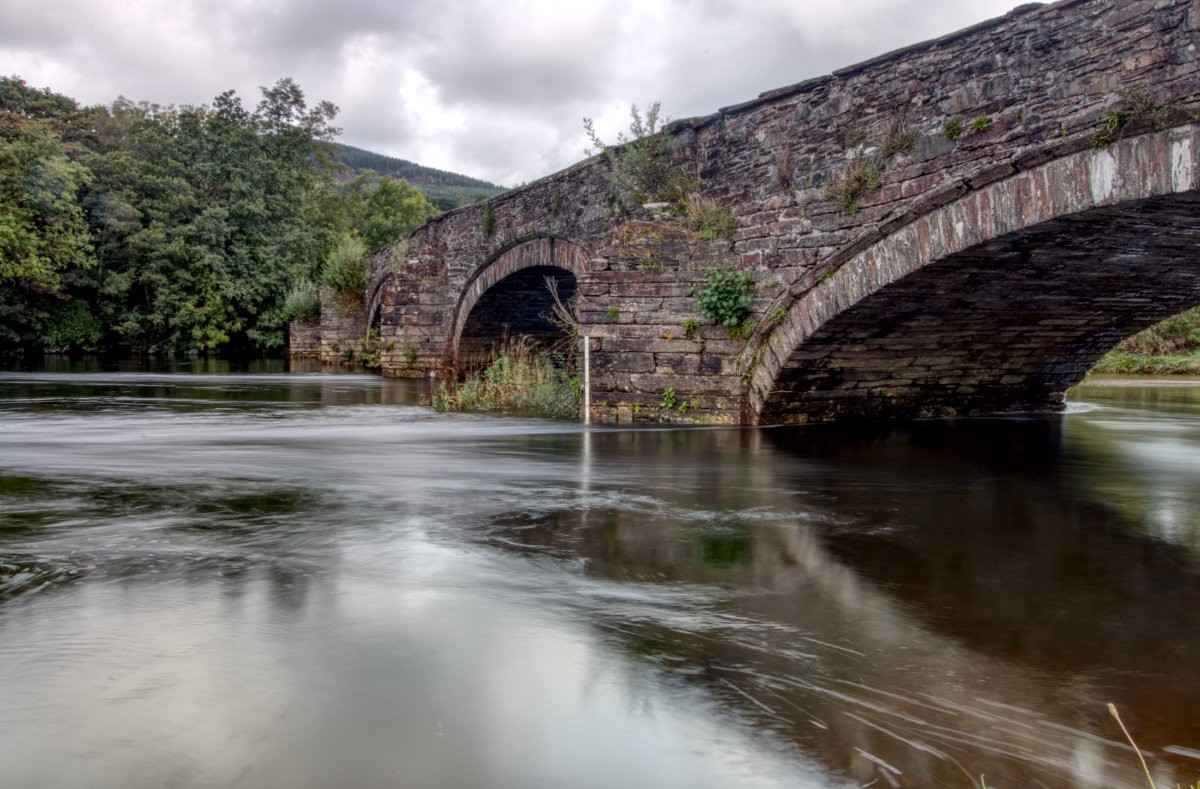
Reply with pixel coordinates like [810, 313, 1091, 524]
[1092, 306, 1200, 375]
[431, 338, 580, 419]
[0, 75, 443, 357]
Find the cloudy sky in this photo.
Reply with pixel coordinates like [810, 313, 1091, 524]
[3, 0, 1035, 186]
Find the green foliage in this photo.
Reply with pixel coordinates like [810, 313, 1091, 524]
[432, 342, 579, 419]
[943, 119, 963, 141]
[825, 156, 881, 215]
[694, 267, 754, 329]
[881, 109, 917, 157]
[361, 177, 439, 251]
[660, 387, 676, 409]
[1116, 306, 1200, 356]
[680, 317, 698, 335]
[607, 306, 620, 323]
[1090, 88, 1197, 149]
[0, 80, 95, 346]
[0, 75, 341, 354]
[584, 102, 695, 206]
[41, 299, 102, 350]
[684, 193, 737, 240]
[360, 326, 381, 368]
[482, 202, 496, 237]
[282, 280, 321, 323]
[322, 233, 367, 305]
[331, 143, 505, 209]
[403, 341, 418, 368]
[1093, 307, 1200, 374]
[769, 307, 787, 326]
[970, 115, 991, 133]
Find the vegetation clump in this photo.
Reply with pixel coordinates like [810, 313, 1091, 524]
[1091, 87, 1200, 148]
[431, 339, 579, 419]
[584, 102, 696, 207]
[825, 156, 881, 215]
[321, 234, 368, 309]
[881, 110, 917, 157]
[1091, 306, 1200, 375]
[694, 266, 755, 330]
[0, 74, 442, 356]
[282, 281, 321, 323]
[684, 193, 737, 240]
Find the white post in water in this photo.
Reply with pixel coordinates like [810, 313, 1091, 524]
[581, 334, 590, 424]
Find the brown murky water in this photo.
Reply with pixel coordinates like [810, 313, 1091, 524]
[1, 366, 1198, 788]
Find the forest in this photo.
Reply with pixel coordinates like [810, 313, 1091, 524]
[0, 76, 447, 357]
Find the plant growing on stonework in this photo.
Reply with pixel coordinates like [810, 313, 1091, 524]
[1090, 87, 1199, 148]
[660, 387, 677, 409]
[322, 233, 368, 308]
[881, 108, 917, 157]
[943, 119, 963, 142]
[360, 326, 382, 369]
[694, 266, 755, 330]
[283, 280, 321, 323]
[482, 202, 496, 237]
[970, 115, 991, 134]
[684, 193, 737, 240]
[825, 155, 881, 215]
[583, 102, 696, 205]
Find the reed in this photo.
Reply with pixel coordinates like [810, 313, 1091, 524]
[432, 337, 580, 419]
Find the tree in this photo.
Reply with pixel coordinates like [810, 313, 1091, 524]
[77, 79, 342, 353]
[361, 176, 439, 251]
[0, 77, 95, 348]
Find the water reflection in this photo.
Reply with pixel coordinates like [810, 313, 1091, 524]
[0, 372, 1198, 788]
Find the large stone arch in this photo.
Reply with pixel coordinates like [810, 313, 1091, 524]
[449, 236, 590, 360]
[749, 125, 1200, 424]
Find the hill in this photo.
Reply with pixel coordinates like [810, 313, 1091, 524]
[332, 144, 506, 211]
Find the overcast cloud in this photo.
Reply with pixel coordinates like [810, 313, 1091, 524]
[2, 0, 1035, 186]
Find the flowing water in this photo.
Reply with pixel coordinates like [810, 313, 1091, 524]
[1, 365, 1198, 788]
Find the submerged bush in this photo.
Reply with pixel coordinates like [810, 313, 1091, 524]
[433, 342, 579, 419]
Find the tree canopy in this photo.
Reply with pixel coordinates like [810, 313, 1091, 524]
[0, 75, 442, 356]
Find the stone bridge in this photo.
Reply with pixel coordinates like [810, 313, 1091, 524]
[336, 0, 1200, 424]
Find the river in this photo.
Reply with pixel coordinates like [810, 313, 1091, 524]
[0, 365, 1197, 788]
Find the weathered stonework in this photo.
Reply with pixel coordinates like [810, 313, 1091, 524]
[352, 0, 1198, 423]
[288, 321, 321, 358]
[319, 288, 368, 364]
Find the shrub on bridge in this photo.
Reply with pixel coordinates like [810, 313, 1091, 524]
[695, 267, 755, 329]
[322, 233, 368, 309]
[283, 281, 321, 323]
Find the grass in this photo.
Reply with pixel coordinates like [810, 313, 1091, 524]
[1091, 351, 1200, 376]
[431, 338, 579, 419]
[1092, 307, 1200, 375]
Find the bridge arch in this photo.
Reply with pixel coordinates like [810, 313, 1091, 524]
[449, 236, 590, 362]
[749, 125, 1200, 424]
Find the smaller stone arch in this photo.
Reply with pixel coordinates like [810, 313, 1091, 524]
[449, 236, 590, 360]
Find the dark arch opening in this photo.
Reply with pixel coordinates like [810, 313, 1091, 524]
[458, 265, 577, 368]
[759, 191, 1200, 423]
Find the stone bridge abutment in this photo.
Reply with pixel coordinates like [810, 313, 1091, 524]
[331, 0, 1199, 423]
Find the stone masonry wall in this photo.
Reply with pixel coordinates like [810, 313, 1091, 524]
[372, 0, 1200, 423]
[288, 321, 321, 358]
